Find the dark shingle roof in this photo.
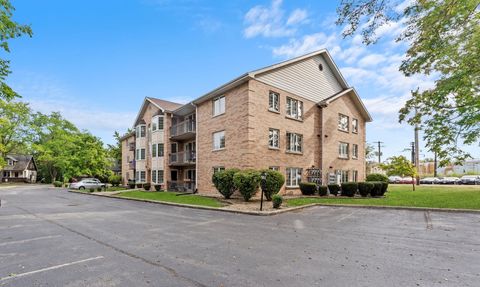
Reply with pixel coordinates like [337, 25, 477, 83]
[3, 155, 34, 171]
[147, 97, 183, 112]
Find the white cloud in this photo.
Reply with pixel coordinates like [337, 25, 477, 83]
[243, 0, 309, 38]
[272, 32, 337, 58]
[357, 53, 387, 67]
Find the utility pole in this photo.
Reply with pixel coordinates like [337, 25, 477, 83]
[414, 111, 420, 185]
[433, 151, 438, 177]
[373, 141, 384, 164]
[410, 142, 415, 164]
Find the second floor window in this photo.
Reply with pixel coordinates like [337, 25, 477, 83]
[152, 144, 157, 157]
[213, 131, 225, 150]
[136, 148, 146, 160]
[338, 114, 349, 132]
[339, 142, 349, 159]
[269, 128, 280, 148]
[352, 144, 358, 159]
[213, 96, 225, 116]
[286, 97, 303, 120]
[136, 125, 146, 138]
[158, 143, 164, 157]
[158, 116, 164, 130]
[352, 118, 358, 133]
[269, 91, 279, 112]
[286, 132, 303, 153]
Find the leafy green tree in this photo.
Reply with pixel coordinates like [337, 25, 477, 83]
[337, 0, 480, 165]
[381, 155, 417, 190]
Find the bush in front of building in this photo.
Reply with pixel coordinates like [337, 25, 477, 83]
[53, 181, 62, 187]
[358, 182, 374, 197]
[366, 173, 389, 183]
[327, 184, 340, 196]
[143, 183, 151, 191]
[109, 175, 122, 187]
[318, 185, 328, 196]
[128, 182, 136, 189]
[97, 187, 103, 192]
[299, 182, 317, 195]
[136, 183, 143, 189]
[89, 188, 95, 193]
[341, 182, 358, 197]
[233, 170, 261, 201]
[272, 194, 283, 209]
[260, 169, 285, 201]
[212, 168, 240, 199]
[154, 184, 162, 192]
[370, 181, 383, 197]
[379, 182, 389, 196]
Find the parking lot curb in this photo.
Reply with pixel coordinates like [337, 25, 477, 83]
[309, 203, 480, 214]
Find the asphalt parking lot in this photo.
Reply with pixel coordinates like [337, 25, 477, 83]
[1, 185, 479, 286]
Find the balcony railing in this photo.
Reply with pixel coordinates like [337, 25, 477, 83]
[169, 151, 196, 165]
[129, 143, 135, 151]
[168, 181, 196, 193]
[170, 120, 196, 139]
[128, 161, 135, 170]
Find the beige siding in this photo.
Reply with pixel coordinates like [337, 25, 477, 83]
[256, 55, 343, 103]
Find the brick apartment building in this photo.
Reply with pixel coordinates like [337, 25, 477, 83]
[121, 49, 372, 195]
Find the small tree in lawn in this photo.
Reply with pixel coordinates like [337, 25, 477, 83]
[381, 156, 417, 191]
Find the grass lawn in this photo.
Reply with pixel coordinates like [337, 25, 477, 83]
[287, 184, 480, 210]
[105, 186, 127, 192]
[117, 191, 224, 208]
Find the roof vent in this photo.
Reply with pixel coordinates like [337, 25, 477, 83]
[318, 64, 323, 71]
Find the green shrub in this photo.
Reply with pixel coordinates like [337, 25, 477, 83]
[97, 187, 103, 192]
[53, 181, 62, 187]
[272, 194, 283, 209]
[318, 185, 328, 196]
[128, 183, 136, 189]
[370, 181, 383, 197]
[366, 173, 389, 183]
[341, 182, 358, 197]
[136, 183, 143, 189]
[328, 184, 340, 196]
[260, 169, 285, 201]
[154, 184, 162, 191]
[233, 170, 261, 201]
[299, 182, 316, 195]
[212, 168, 240, 199]
[109, 175, 122, 186]
[358, 182, 374, 197]
[379, 182, 389, 196]
[89, 188, 95, 193]
[143, 183, 151, 191]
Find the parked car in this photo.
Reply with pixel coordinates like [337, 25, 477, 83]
[69, 178, 106, 190]
[419, 177, 440, 184]
[388, 176, 402, 184]
[400, 177, 416, 184]
[439, 177, 460, 185]
[459, 175, 480, 185]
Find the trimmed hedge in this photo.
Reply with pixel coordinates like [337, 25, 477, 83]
[53, 181, 62, 187]
[143, 183, 151, 191]
[212, 168, 240, 199]
[366, 173, 389, 183]
[341, 182, 358, 197]
[88, 188, 95, 193]
[154, 184, 162, 191]
[109, 175, 122, 186]
[318, 185, 328, 196]
[328, 184, 340, 196]
[136, 183, 143, 189]
[260, 169, 285, 201]
[370, 181, 383, 197]
[128, 183, 136, 189]
[379, 182, 389, 196]
[358, 182, 374, 197]
[299, 182, 317, 195]
[233, 170, 261, 201]
[97, 187, 103, 192]
[272, 194, 283, 209]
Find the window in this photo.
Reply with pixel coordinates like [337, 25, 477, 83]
[136, 125, 146, 137]
[286, 97, 303, 120]
[339, 142, 349, 159]
[286, 167, 302, 187]
[352, 170, 358, 182]
[136, 149, 140, 160]
[286, 132, 303, 153]
[136, 171, 146, 182]
[213, 131, 225, 150]
[152, 144, 157, 157]
[352, 119, 359, 133]
[213, 96, 225, 116]
[269, 91, 279, 112]
[141, 149, 145, 160]
[7, 159, 14, 166]
[352, 144, 358, 159]
[336, 170, 349, 183]
[158, 116, 164, 130]
[158, 143, 164, 157]
[152, 170, 157, 183]
[269, 166, 279, 171]
[269, 128, 280, 149]
[158, 170, 164, 183]
[213, 166, 225, 174]
[152, 120, 157, 132]
[338, 114, 349, 132]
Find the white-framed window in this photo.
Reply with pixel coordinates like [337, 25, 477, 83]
[269, 128, 280, 149]
[152, 119, 157, 132]
[269, 166, 280, 171]
[158, 116, 164, 130]
[7, 159, 14, 166]
[352, 118, 359, 134]
[352, 144, 358, 159]
[158, 143, 164, 157]
[286, 97, 303, 120]
[339, 142, 349, 159]
[152, 144, 157, 157]
[152, 170, 157, 183]
[213, 131, 225, 150]
[338, 114, 349, 132]
[269, 91, 279, 112]
[286, 132, 303, 153]
[151, 170, 164, 184]
[286, 167, 302, 187]
[136, 170, 146, 183]
[136, 125, 146, 138]
[336, 170, 349, 183]
[213, 96, 225, 116]
[136, 148, 146, 160]
[213, 166, 225, 174]
[352, 170, 358, 182]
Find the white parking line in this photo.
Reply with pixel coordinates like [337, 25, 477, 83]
[0, 256, 104, 281]
[0, 235, 61, 247]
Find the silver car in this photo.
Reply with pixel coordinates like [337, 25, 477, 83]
[69, 178, 106, 190]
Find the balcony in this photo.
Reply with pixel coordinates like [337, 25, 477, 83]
[169, 151, 196, 166]
[128, 142, 135, 151]
[128, 161, 135, 170]
[170, 120, 196, 141]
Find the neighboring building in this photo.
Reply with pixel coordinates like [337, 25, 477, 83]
[1, 154, 37, 183]
[366, 162, 386, 175]
[120, 131, 136, 186]
[436, 159, 480, 176]
[121, 49, 372, 194]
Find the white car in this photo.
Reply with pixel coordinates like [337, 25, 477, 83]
[69, 178, 106, 190]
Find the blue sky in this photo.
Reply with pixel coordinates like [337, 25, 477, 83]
[7, 0, 479, 161]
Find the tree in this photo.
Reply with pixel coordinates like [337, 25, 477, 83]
[336, 0, 480, 165]
[381, 155, 417, 190]
[0, 1, 33, 101]
[365, 143, 375, 161]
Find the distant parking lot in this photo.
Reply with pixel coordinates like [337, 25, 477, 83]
[1, 185, 480, 286]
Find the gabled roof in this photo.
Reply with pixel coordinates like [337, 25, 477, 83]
[133, 97, 183, 127]
[3, 154, 36, 171]
[318, 88, 373, 122]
